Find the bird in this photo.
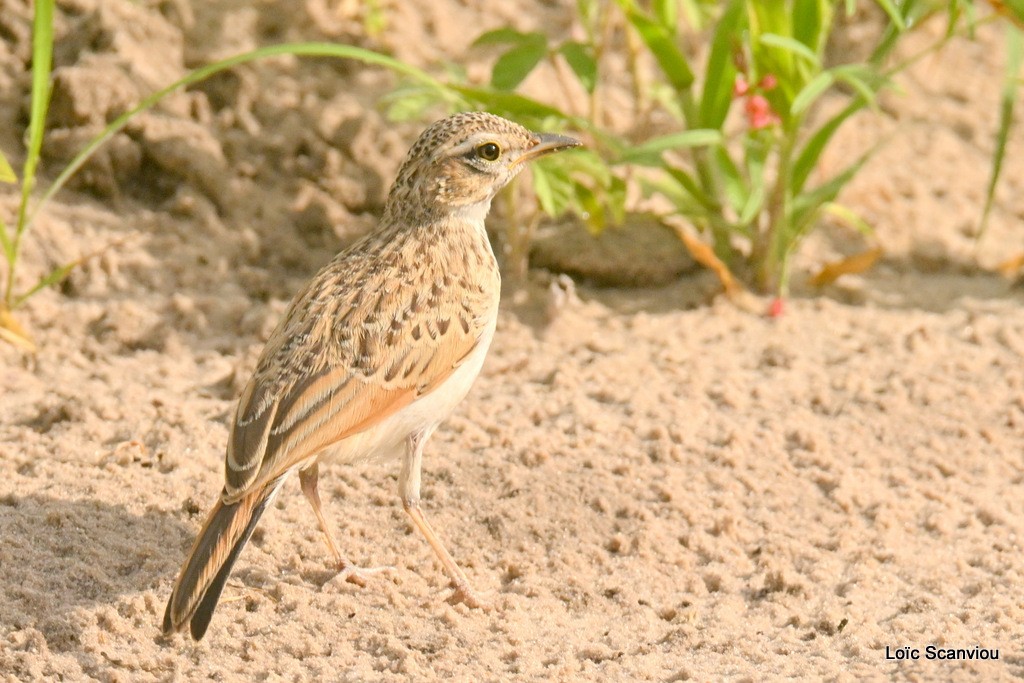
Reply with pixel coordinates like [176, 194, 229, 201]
[161, 112, 581, 640]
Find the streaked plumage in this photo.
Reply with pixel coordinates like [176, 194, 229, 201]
[162, 112, 580, 640]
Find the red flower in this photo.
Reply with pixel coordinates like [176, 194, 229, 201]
[732, 75, 749, 98]
[744, 94, 780, 130]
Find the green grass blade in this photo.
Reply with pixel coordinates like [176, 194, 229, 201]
[791, 149, 872, 230]
[822, 201, 874, 237]
[491, 36, 548, 90]
[980, 26, 1022, 236]
[790, 71, 835, 116]
[0, 152, 15, 183]
[711, 144, 748, 216]
[666, 165, 719, 213]
[699, 0, 744, 129]
[1002, 0, 1024, 24]
[531, 162, 558, 216]
[833, 65, 884, 109]
[7, 0, 54, 308]
[758, 33, 821, 68]
[640, 173, 710, 218]
[622, 7, 694, 91]
[453, 85, 572, 121]
[739, 136, 769, 226]
[792, 0, 825, 51]
[872, 0, 907, 31]
[32, 42, 450, 223]
[12, 260, 76, 309]
[0, 215, 12, 264]
[0, 152, 13, 263]
[618, 129, 723, 165]
[791, 100, 861, 195]
[559, 42, 598, 93]
[472, 27, 533, 47]
[19, 0, 54, 216]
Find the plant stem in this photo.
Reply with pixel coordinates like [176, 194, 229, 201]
[755, 129, 796, 294]
[678, 90, 733, 261]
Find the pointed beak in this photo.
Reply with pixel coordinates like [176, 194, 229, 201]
[513, 132, 582, 165]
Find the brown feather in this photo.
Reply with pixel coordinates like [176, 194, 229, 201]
[221, 213, 498, 500]
[162, 476, 286, 638]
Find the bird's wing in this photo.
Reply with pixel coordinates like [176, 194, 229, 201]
[221, 249, 495, 500]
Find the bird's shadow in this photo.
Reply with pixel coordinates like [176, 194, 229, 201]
[0, 493, 191, 652]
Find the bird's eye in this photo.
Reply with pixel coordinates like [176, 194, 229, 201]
[476, 142, 501, 161]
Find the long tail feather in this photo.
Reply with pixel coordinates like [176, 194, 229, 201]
[162, 476, 287, 639]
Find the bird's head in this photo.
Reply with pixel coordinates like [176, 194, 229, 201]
[384, 112, 581, 224]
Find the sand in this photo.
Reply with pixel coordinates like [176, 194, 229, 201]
[1, 1, 1023, 680]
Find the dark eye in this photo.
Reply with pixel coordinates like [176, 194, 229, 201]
[476, 142, 501, 161]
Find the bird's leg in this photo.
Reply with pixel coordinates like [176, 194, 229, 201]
[299, 463, 392, 586]
[400, 430, 488, 608]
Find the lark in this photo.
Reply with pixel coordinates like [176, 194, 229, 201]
[162, 112, 580, 640]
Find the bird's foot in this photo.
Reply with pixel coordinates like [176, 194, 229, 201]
[445, 582, 492, 610]
[335, 561, 394, 588]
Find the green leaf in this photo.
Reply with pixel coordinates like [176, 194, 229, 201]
[472, 28, 534, 47]
[622, 7, 694, 91]
[708, 144, 744, 215]
[12, 260, 75, 309]
[575, 183, 606, 232]
[531, 155, 582, 218]
[6, 0, 54, 309]
[618, 129, 723, 165]
[555, 147, 612, 185]
[792, 0, 825, 52]
[559, 41, 598, 93]
[791, 71, 835, 115]
[381, 83, 456, 122]
[739, 137, 769, 226]
[491, 35, 548, 90]
[640, 173, 710, 218]
[0, 214, 12, 265]
[666, 166, 718, 213]
[981, 26, 1023, 236]
[758, 33, 821, 68]
[699, 0, 744, 130]
[606, 175, 628, 226]
[1003, 0, 1024, 24]
[791, 100, 861, 195]
[0, 152, 15, 184]
[872, 0, 906, 31]
[652, 0, 678, 30]
[531, 162, 558, 216]
[452, 86, 569, 120]
[822, 201, 874, 237]
[791, 150, 872, 233]
[576, 0, 601, 41]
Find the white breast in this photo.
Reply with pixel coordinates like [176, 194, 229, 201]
[317, 321, 496, 467]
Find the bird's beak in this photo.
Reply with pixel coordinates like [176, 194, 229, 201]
[514, 132, 582, 165]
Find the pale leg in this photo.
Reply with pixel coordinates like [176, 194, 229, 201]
[400, 428, 486, 608]
[299, 463, 392, 586]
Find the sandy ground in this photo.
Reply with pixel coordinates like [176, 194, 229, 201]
[2, 1, 1024, 680]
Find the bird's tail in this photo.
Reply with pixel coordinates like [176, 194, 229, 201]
[162, 476, 286, 640]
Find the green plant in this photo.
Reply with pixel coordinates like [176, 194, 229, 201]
[615, 0, 903, 295]
[383, 0, 1023, 297]
[1, 0, 55, 351]
[625, 0, 1024, 295]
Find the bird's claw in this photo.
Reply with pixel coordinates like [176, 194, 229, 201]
[336, 562, 394, 588]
